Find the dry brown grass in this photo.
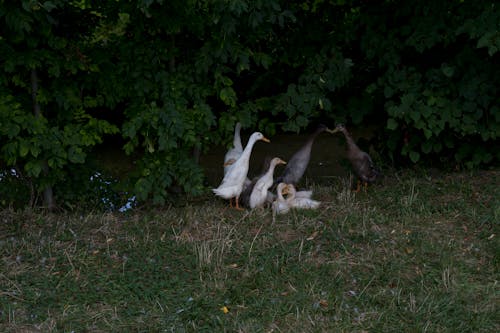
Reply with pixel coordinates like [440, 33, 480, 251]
[1, 170, 498, 332]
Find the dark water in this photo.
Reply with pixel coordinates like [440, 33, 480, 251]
[93, 126, 378, 188]
[200, 128, 377, 187]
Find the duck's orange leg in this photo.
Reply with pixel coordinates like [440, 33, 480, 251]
[234, 196, 244, 210]
[354, 180, 361, 193]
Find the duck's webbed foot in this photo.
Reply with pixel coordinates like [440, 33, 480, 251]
[234, 197, 244, 210]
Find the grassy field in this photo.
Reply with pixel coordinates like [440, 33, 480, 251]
[1, 169, 498, 332]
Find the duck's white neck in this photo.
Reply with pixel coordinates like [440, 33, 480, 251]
[265, 160, 280, 177]
[276, 185, 286, 201]
[234, 123, 242, 150]
[242, 136, 258, 155]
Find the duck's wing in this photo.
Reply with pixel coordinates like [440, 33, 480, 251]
[239, 178, 256, 207]
[292, 197, 320, 209]
[294, 190, 313, 199]
[355, 152, 379, 183]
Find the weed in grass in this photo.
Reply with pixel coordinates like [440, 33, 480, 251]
[400, 179, 418, 211]
[335, 174, 358, 211]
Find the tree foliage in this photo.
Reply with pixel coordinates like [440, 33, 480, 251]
[0, 0, 498, 209]
[373, 1, 500, 166]
[0, 1, 118, 208]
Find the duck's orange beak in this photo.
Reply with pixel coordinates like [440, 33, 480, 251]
[261, 136, 270, 143]
[326, 128, 338, 134]
[281, 184, 289, 195]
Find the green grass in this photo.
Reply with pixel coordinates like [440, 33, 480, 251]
[1, 170, 498, 332]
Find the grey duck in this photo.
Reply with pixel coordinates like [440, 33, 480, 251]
[329, 124, 380, 191]
[275, 124, 331, 186]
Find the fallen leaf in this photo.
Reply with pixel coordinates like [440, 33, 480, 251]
[307, 231, 319, 241]
[319, 299, 328, 308]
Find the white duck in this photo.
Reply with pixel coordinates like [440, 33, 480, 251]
[223, 122, 243, 175]
[213, 132, 270, 209]
[272, 183, 291, 215]
[286, 184, 321, 209]
[248, 157, 286, 209]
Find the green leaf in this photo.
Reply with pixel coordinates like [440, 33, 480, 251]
[433, 142, 442, 153]
[25, 161, 42, 177]
[219, 87, 237, 107]
[421, 141, 432, 154]
[30, 145, 41, 158]
[477, 32, 499, 56]
[68, 146, 85, 163]
[254, 52, 272, 69]
[387, 118, 398, 130]
[5, 124, 21, 139]
[19, 141, 30, 157]
[410, 111, 421, 123]
[409, 151, 420, 163]
[42, 1, 57, 11]
[441, 64, 455, 77]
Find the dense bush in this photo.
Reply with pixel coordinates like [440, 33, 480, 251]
[0, 0, 498, 209]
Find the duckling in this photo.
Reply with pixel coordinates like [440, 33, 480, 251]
[276, 124, 331, 186]
[329, 124, 380, 191]
[286, 184, 321, 209]
[213, 132, 270, 209]
[272, 183, 291, 215]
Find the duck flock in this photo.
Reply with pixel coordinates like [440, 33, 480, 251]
[213, 123, 380, 215]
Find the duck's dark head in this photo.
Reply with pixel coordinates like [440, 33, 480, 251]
[316, 123, 334, 134]
[317, 123, 328, 130]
